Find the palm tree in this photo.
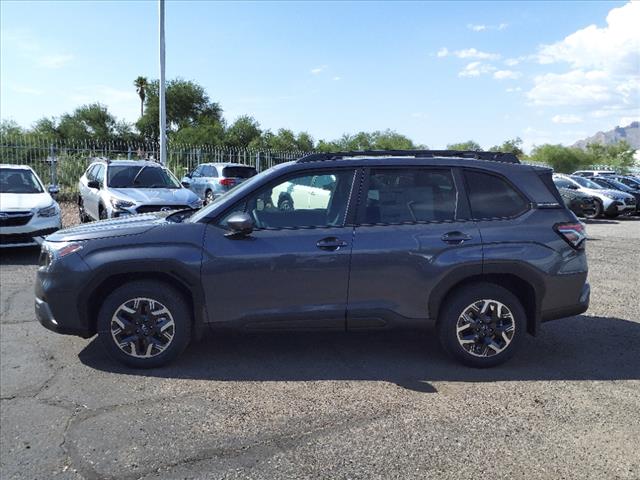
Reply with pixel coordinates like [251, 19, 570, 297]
[134, 76, 148, 117]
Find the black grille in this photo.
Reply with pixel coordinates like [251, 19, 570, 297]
[625, 197, 636, 205]
[135, 205, 189, 214]
[0, 211, 33, 227]
[0, 227, 59, 245]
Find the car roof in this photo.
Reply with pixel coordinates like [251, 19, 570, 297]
[0, 164, 36, 171]
[90, 160, 166, 168]
[200, 162, 256, 168]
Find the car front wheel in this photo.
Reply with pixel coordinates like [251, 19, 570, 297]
[97, 281, 192, 368]
[437, 283, 525, 368]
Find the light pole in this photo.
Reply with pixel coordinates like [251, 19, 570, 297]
[158, 0, 167, 165]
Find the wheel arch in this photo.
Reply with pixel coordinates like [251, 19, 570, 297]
[429, 266, 543, 336]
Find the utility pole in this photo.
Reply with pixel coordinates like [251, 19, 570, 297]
[158, 0, 167, 165]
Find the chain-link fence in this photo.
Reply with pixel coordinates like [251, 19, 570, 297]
[0, 135, 311, 200]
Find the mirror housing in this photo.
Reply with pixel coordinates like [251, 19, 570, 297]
[87, 180, 100, 189]
[225, 213, 254, 238]
[181, 181, 191, 188]
[47, 184, 60, 198]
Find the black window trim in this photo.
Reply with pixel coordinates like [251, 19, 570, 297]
[354, 165, 463, 227]
[211, 166, 362, 231]
[461, 167, 531, 221]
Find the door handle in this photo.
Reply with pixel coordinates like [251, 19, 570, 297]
[441, 231, 472, 245]
[316, 237, 348, 251]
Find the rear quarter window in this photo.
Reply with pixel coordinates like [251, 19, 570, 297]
[464, 170, 529, 219]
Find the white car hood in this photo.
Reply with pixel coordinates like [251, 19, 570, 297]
[109, 187, 199, 204]
[0, 192, 53, 211]
[584, 188, 632, 199]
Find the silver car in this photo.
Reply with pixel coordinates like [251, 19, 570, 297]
[181, 163, 257, 204]
[553, 174, 635, 218]
[78, 160, 202, 221]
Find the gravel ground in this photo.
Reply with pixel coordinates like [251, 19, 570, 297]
[1, 216, 639, 480]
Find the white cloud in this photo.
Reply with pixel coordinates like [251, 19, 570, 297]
[310, 65, 328, 75]
[506, 87, 522, 93]
[493, 70, 522, 80]
[526, 1, 639, 118]
[466, 23, 508, 32]
[552, 114, 583, 124]
[504, 58, 520, 66]
[332, 76, 341, 81]
[458, 62, 496, 77]
[38, 54, 74, 69]
[435, 47, 500, 60]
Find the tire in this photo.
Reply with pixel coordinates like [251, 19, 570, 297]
[278, 197, 294, 211]
[99, 204, 108, 220]
[437, 283, 526, 368]
[96, 281, 192, 368]
[583, 199, 601, 219]
[204, 189, 214, 205]
[78, 198, 89, 223]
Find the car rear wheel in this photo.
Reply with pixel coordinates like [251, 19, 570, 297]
[205, 189, 214, 205]
[437, 283, 525, 368]
[583, 199, 601, 219]
[97, 281, 192, 368]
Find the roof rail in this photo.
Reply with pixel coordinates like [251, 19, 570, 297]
[297, 150, 520, 164]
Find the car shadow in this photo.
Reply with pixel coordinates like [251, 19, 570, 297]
[79, 315, 640, 393]
[583, 219, 619, 225]
[0, 246, 40, 266]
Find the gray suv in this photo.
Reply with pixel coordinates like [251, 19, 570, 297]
[181, 163, 257, 204]
[78, 159, 202, 221]
[36, 150, 589, 369]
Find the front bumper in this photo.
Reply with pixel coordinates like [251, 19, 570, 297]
[0, 213, 62, 247]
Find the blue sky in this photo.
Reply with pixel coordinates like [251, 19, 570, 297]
[1, 1, 638, 151]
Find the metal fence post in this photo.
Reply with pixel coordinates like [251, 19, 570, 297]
[49, 143, 58, 187]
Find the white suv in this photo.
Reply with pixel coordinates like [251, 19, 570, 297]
[0, 164, 62, 247]
[78, 160, 202, 221]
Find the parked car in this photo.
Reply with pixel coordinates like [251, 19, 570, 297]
[586, 176, 640, 214]
[37, 150, 590, 369]
[553, 174, 635, 218]
[0, 164, 61, 247]
[181, 163, 257, 204]
[610, 175, 640, 191]
[77, 159, 202, 221]
[572, 169, 616, 177]
[552, 177, 598, 218]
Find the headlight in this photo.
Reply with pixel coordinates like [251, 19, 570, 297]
[40, 241, 84, 269]
[37, 203, 59, 217]
[110, 198, 136, 210]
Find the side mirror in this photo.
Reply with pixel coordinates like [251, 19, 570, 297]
[181, 181, 191, 188]
[47, 184, 60, 198]
[185, 173, 192, 178]
[225, 213, 254, 238]
[568, 185, 578, 190]
[87, 180, 100, 189]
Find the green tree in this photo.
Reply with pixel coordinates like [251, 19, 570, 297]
[489, 137, 524, 158]
[447, 140, 482, 151]
[224, 116, 262, 149]
[584, 141, 636, 173]
[317, 129, 417, 152]
[529, 144, 590, 173]
[136, 79, 223, 141]
[133, 76, 149, 117]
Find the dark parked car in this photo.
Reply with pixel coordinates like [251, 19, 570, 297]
[36, 150, 589, 369]
[586, 176, 640, 214]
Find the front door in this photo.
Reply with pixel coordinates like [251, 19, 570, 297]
[347, 167, 483, 327]
[201, 168, 358, 329]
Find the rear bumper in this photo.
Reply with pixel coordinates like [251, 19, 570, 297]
[541, 282, 590, 322]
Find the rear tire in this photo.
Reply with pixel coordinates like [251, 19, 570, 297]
[97, 281, 192, 368]
[437, 283, 526, 368]
[204, 189, 214, 205]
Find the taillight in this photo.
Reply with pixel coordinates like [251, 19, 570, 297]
[554, 222, 586, 250]
[219, 178, 235, 187]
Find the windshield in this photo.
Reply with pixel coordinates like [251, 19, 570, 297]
[0, 168, 44, 194]
[222, 166, 257, 179]
[107, 165, 181, 189]
[571, 176, 603, 189]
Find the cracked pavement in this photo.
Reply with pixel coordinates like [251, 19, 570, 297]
[1, 218, 639, 479]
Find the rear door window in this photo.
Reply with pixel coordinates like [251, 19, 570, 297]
[464, 170, 528, 219]
[222, 166, 257, 179]
[363, 168, 457, 224]
[202, 166, 217, 177]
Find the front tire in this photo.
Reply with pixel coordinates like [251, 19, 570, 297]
[78, 198, 89, 223]
[583, 199, 601, 219]
[97, 281, 192, 368]
[204, 189, 214, 205]
[437, 283, 526, 368]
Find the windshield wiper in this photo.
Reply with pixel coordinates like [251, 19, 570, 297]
[132, 166, 148, 185]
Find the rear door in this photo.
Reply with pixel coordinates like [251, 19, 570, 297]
[347, 166, 482, 327]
